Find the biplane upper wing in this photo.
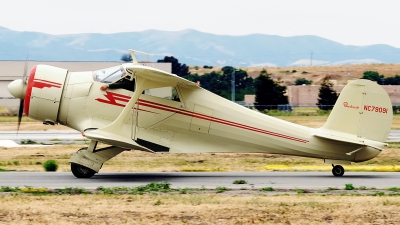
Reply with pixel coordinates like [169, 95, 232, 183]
[127, 64, 199, 87]
[84, 52, 199, 150]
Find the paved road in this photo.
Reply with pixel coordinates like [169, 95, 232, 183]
[0, 172, 398, 189]
[387, 130, 400, 142]
[0, 131, 86, 144]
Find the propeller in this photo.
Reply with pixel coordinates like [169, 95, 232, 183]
[17, 54, 29, 132]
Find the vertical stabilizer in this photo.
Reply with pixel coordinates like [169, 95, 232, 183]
[321, 79, 392, 142]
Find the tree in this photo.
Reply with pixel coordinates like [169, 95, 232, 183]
[316, 76, 338, 110]
[121, 53, 132, 62]
[294, 78, 312, 85]
[362, 71, 384, 84]
[184, 67, 255, 101]
[254, 69, 288, 111]
[220, 66, 255, 101]
[384, 75, 400, 85]
[157, 56, 190, 77]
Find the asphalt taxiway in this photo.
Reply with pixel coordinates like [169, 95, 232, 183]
[0, 172, 398, 189]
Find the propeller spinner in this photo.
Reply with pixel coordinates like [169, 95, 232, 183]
[7, 60, 29, 131]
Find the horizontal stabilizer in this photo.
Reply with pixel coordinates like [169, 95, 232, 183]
[313, 131, 387, 152]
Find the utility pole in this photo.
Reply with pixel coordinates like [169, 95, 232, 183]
[231, 70, 235, 102]
[310, 51, 313, 66]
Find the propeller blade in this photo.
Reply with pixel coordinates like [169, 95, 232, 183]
[22, 52, 29, 84]
[17, 99, 24, 132]
[17, 52, 29, 133]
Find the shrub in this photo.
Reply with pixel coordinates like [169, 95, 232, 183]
[43, 160, 58, 172]
[294, 78, 312, 85]
[20, 139, 37, 144]
[345, 183, 355, 190]
[233, 179, 248, 184]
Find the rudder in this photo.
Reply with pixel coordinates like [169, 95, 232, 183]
[322, 79, 392, 142]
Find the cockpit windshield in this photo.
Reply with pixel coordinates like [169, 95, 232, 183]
[93, 66, 125, 83]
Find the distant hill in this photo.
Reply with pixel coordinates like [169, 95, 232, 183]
[1, 26, 400, 67]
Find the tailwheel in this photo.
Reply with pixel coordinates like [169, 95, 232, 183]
[332, 165, 345, 177]
[71, 163, 96, 178]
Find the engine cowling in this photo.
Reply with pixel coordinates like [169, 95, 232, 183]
[24, 65, 68, 124]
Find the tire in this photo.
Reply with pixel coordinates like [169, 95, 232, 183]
[71, 163, 96, 178]
[332, 165, 345, 177]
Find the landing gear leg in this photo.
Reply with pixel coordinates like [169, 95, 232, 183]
[69, 140, 125, 178]
[332, 164, 345, 177]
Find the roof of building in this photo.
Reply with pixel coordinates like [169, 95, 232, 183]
[0, 61, 171, 81]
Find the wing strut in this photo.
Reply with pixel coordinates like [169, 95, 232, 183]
[84, 77, 153, 151]
[129, 49, 153, 65]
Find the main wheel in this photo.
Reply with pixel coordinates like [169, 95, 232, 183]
[71, 163, 96, 178]
[332, 165, 345, 177]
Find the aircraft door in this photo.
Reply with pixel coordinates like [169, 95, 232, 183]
[136, 86, 183, 129]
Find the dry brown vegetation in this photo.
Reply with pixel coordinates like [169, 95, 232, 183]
[190, 63, 400, 86]
[1, 117, 400, 224]
[1, 140, 400, 173]
[1, 195, 400, 224]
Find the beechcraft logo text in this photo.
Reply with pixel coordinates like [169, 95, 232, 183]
[343, 102, 359, 109]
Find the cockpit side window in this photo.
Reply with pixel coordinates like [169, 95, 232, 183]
[144, 86, 181, 102]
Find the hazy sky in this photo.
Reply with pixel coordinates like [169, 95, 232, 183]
[1, 0, 400, 47]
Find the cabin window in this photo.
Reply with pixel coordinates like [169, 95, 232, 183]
[144, 86, 180, 102]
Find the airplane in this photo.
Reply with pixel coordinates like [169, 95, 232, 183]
[7, 50, 393, 178]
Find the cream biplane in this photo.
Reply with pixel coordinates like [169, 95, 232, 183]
[7, 50, 393, 178]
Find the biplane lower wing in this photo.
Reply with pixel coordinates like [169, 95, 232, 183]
[83, 129, 154, 152]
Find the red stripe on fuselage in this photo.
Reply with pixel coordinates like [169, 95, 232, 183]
[95, 92, 309, 143]
[24, 66, 37, 116]
[138, 99, 308, 143]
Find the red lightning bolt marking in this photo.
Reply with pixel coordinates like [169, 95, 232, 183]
[95, 91, 130, 107]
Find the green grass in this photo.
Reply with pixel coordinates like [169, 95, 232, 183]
[215, 186, 230, 193]
[327, 187, 339, 190]
[259, 187, 274, 191]
[386, 187, 400, 191]
[97, 182, 173, 195]
[0, 186, 19, 192]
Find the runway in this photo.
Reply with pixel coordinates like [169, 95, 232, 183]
[0, 172, 399, 189]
